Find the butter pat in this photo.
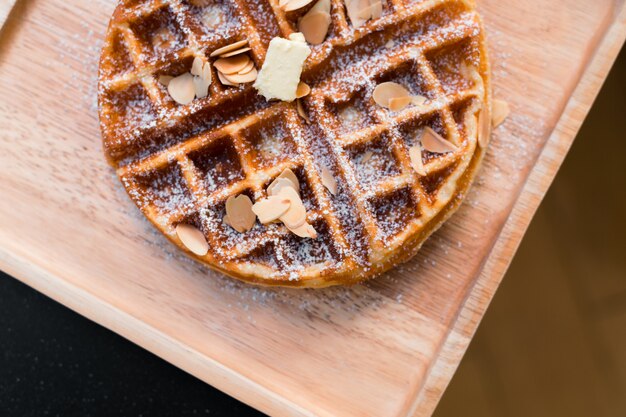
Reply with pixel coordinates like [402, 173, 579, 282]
[254, 34, 311, 102]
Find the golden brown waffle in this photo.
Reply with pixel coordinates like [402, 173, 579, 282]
[98, 0, 492, 287]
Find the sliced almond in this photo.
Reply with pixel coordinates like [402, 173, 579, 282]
[223, 215, 231, 226]
[158, 75, 173, 86]
[168, 72, 195, 105]
[210, 39, 249, 57]
[191, 56, 204, 76]
[283, 0, 315, 12]
[267, 178, 296, 198]
[409, 145, 426, 176]
[277, 187, 307, 229]
[278, 168, 300, 191]
[370, 1, 382, 19]
[358, 0, 382, 20]
[237, 60, 255, 75]
[213, 54, 250, 75]
[361, 150, 373, 163]
[296, 82, 311, 98]
[175, 224, 209, 256]
[310, 0, 331, 13]
[373, 82, 411, 108]
[492, 99, 510, 128]
[202, 62, 213, 83]
[267, 168, 300, 196]
[320, 166, 338, 195]
[346, 0, 370, 28]
[411, 95, 428, 105]
[296, 99, 310, 123]
[357, 2, 372, 19]
[478, 104, 491, 148]
[299, 10, 331, 45]
[288, 222, 317, 238]
[222, 67, 258, 84]
[225, 195, 256, 233]
[217, 70, 237, 86]
[421, 127, 457, 153]
[252, 196, 291, 224]
[219, 47, 252, 58]
[388, 96, 412, 111]
[193, 75, 210, 98]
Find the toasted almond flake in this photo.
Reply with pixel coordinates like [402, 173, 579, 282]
[311, 0, 331, 13]
[213, 54, 250, 75]
[252, 196, 291, 224]
[268, 178, 296, 197]
[168, 72, 195, 105]
[225, 195, 256, 233]
[175, 224, 209, 256]
[478, 104, 491, 148]
[373, 82, 411, 108]
[370, 1, 382, 19]
[210, 39, 249, 57]
[361, 150, 373, 163]
[346, 0, 370, 28]
[237, 60, 255, 75]
[492, 99, 510, 127]
[202, 63, 213, 83]
[385, 40, 395, 48]
[296, 99, 310, 123]
[411, 95, 428, 105]
[288, 222, 317, 238]
[190, 0, 212, 6]
[223, 215, 231, 226]
[217, 70, 237, 86]
[357, 3, 371, 19]
[283, 0, 314, 12]
[158, 75, 173, 86]
[279, 168, 300, 190]
[191, 57, 204, 76]
[388, 96, 412, 111]
[219, 47, 252, 58]
[321, 166, 338, 195]
[277, 187, 307, 229]
[421, 127, 457, 153]
[193, 75, 210, 98]
[268, 168, 300, 196]
[299, 10, 331, 45]
[409, 145, 426, 176]
[358, 0, 382, 20]
[296, 82, 311, 98]
[222, 67, 258, 84]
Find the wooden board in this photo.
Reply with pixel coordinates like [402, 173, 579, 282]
[0, 0, 624, 416]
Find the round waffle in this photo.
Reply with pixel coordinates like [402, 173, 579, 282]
[98, 0, 492, 288]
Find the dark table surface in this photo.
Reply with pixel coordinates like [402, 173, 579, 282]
[0, 271, 264, 417]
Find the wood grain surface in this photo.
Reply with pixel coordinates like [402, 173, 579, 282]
[0, 1, 625, 416]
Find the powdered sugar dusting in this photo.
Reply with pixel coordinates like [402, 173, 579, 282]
[98, 0, 494, 284]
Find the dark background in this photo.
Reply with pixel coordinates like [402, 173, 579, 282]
[1, 44, 624, 417]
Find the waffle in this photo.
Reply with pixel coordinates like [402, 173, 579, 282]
[98, 0, 492, 288]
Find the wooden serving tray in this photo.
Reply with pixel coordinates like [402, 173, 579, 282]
[1, 0, 625, 416]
